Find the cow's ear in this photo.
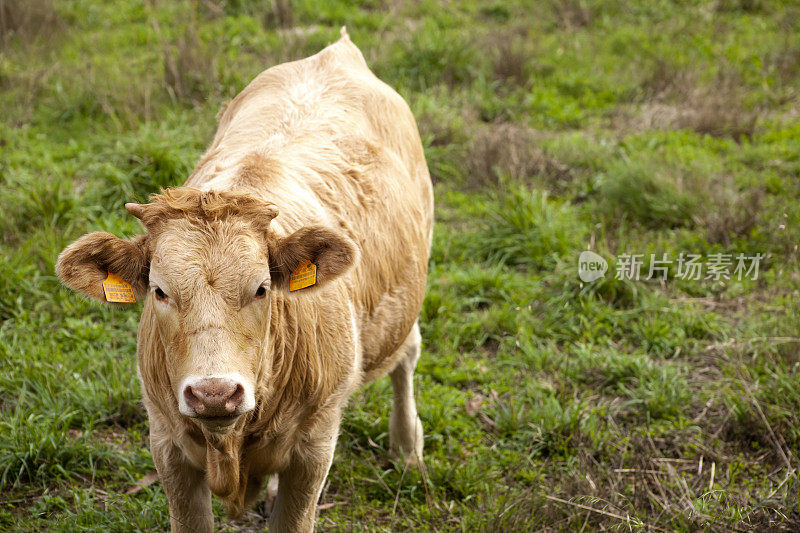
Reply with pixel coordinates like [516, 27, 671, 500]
[56, 232, 150, 302]
[269, 226, 358, 293]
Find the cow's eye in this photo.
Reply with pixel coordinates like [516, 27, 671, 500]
[254, 285, 267, 299]
[154, 287, 169, 302]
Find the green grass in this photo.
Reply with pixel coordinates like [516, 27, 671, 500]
[2, 0, 800, 530]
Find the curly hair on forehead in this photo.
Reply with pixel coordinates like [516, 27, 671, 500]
[126, 187, 280, 232]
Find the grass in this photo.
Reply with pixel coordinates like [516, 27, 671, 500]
[1, 0, 800, 530]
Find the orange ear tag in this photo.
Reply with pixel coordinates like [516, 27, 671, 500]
[102, 272, 136, 303]
[289, 260, 317, 292]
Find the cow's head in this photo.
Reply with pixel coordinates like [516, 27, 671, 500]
[56, 188, 357, 432]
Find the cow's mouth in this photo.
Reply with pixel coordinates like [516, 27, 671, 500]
[195, 414, 240, 431]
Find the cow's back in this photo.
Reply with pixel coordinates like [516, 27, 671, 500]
[185, 32, 433, 377]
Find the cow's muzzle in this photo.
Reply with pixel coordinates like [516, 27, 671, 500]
[178, 374, 255, 425]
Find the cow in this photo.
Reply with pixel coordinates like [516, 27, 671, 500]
[55, 28, 433, 532]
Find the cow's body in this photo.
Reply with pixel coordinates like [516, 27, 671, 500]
[187, 31, 432, 378]
[56, 31, 432, 532]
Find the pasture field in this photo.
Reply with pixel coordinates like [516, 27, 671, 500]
[2, 0, 800, 530]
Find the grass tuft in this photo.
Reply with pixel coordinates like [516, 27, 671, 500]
[592, 159, 697, 229]
[473, 185, 588, 268]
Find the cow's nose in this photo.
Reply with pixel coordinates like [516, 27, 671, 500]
[182, 377, 244, 418]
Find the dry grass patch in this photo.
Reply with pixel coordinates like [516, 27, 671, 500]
[151, 10, 219, 105]
[764, 45, 800, 87]
[264, 0, 294, 28]
[198, 0, 293, 27]
[714, 0, 771, 14]
[464, 122, 572, 189]
[675, 88, 759, 140]
[552, 0, 593, 30]
[483, 26, 535, 86]
[699, 178, 763, 245]
[621, 62, 761, 140]
[163, 26, 219, 103]
[0, 0, 62, 50]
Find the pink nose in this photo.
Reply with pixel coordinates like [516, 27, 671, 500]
[183, 378, 244, 418]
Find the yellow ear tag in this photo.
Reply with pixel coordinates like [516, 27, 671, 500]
[102, 272, 136, 303]
[289, 259, 317, 292]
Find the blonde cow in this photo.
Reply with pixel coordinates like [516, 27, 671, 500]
[56, 30, 433, 532]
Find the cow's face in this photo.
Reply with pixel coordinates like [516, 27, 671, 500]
[148, 217, 269, 430]
[56, 188, 357, 433]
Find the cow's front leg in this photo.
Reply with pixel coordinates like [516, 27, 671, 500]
[150, 432, 213, 533]
[269, 433, 337, 532]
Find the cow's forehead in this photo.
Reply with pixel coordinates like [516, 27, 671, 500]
[151, 219, 267, 282]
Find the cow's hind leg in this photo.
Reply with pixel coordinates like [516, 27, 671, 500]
[389, 321, 424, 466]
[261, 474, 279, 516]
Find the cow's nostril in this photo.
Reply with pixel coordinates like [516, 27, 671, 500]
[183, 385, 206, 414]
[225, 384, 245, 412]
